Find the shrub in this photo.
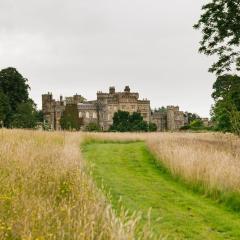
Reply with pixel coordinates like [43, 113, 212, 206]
[85, 122, 101, 132]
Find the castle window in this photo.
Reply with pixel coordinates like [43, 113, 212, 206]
[79, 112, 83, 118]
[93, 112, 97, 119]
[86, 112, 89, 118]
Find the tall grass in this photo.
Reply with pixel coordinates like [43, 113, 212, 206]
[91, 132, 240, 210]
[1, 130, 240, 239]
[145, 132, 240, 210]
[0, 129, 153, 240]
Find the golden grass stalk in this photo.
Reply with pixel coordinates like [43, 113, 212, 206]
[0, 129, 154, 240]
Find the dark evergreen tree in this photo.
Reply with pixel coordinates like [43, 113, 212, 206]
[60, 104, 81, 130]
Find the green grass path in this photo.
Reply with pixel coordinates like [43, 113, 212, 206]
[82, 142, 240, 239]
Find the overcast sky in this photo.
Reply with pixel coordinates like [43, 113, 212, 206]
[0, 0, 214, 116]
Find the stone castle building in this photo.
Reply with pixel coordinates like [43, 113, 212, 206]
[42, 86, 185, 131]
[151, 106, 185, 131]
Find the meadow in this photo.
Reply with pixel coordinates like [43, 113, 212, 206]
[1, 129, 240, 239]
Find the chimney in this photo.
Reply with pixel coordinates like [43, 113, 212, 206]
[124, 86, 130, 93]
[109, 86, 115, 94]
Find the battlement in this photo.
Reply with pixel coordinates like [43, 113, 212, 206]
[167, 105, 180, 111]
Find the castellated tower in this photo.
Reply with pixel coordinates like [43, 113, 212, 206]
[167, 106, 185, 131]
[42, 93, 54, 129]
[42, 93, 65, 130]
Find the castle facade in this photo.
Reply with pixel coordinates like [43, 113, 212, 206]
[42, 86, 185, 131]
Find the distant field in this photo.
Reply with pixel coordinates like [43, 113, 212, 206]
[1, 130, 240, 239]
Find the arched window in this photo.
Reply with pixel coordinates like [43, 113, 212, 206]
[79, 112, 83, 118]
[86, 112, 89, 118]
[93, 112, 97, 119]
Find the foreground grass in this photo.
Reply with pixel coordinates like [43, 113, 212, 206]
[0, 130, 150, 240]
[83, 141, 240, 240]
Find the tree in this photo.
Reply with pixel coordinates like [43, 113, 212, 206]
[110, 111, 130, 132]
[0, 67, 30, 111]
[211, 75, 240, 134]
[11, 100, 38, 129]
[212, 75, 240, 109]
[110, 111, 154, 132]
[148, 122, 157, 132]
[154, 106, 167, 113]
[35, 110, 44, 123]
[185, 112, 201, 125]
[85, 122, 101, 132]
[0, 90, 10, 125]
[60, 104, 81, 130]
[0, 67, 34, 127]
[229, 104, 240, 135]
[194, 0, 240, 75]
[190, 119, 204, 129]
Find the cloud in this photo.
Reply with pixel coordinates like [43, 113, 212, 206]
[0, 0, 213, 116]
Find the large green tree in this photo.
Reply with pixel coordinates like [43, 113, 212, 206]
[0, 67, 30, 111]
[0, 67, 36, 128]
[211, 74, 240, 134]
[194, 0, 240, 75]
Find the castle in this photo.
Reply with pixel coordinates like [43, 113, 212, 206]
[42, 86, 186, 131]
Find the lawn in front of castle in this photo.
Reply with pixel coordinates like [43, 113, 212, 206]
[82, 141, 240, 240]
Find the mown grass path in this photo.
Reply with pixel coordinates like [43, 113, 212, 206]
[82, 141, 240, 239]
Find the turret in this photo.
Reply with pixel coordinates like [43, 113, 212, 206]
[124, 86, 130, 93]
[109, 86, 115, 94]
[42, 92, 53, 113]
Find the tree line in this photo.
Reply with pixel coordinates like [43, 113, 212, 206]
[0, 67, 42, 128]
[194, 0, 240, 135]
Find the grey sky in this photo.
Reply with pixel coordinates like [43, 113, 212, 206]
[0, 0, 213, 117]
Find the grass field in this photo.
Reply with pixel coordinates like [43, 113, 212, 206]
[0, 130, 147, 240]
[1, 130, 240, 239]
[88, 132, 240, 211]
[83, 141, 240, 240]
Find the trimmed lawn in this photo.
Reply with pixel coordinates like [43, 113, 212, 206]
[82, 141, 240, 239]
